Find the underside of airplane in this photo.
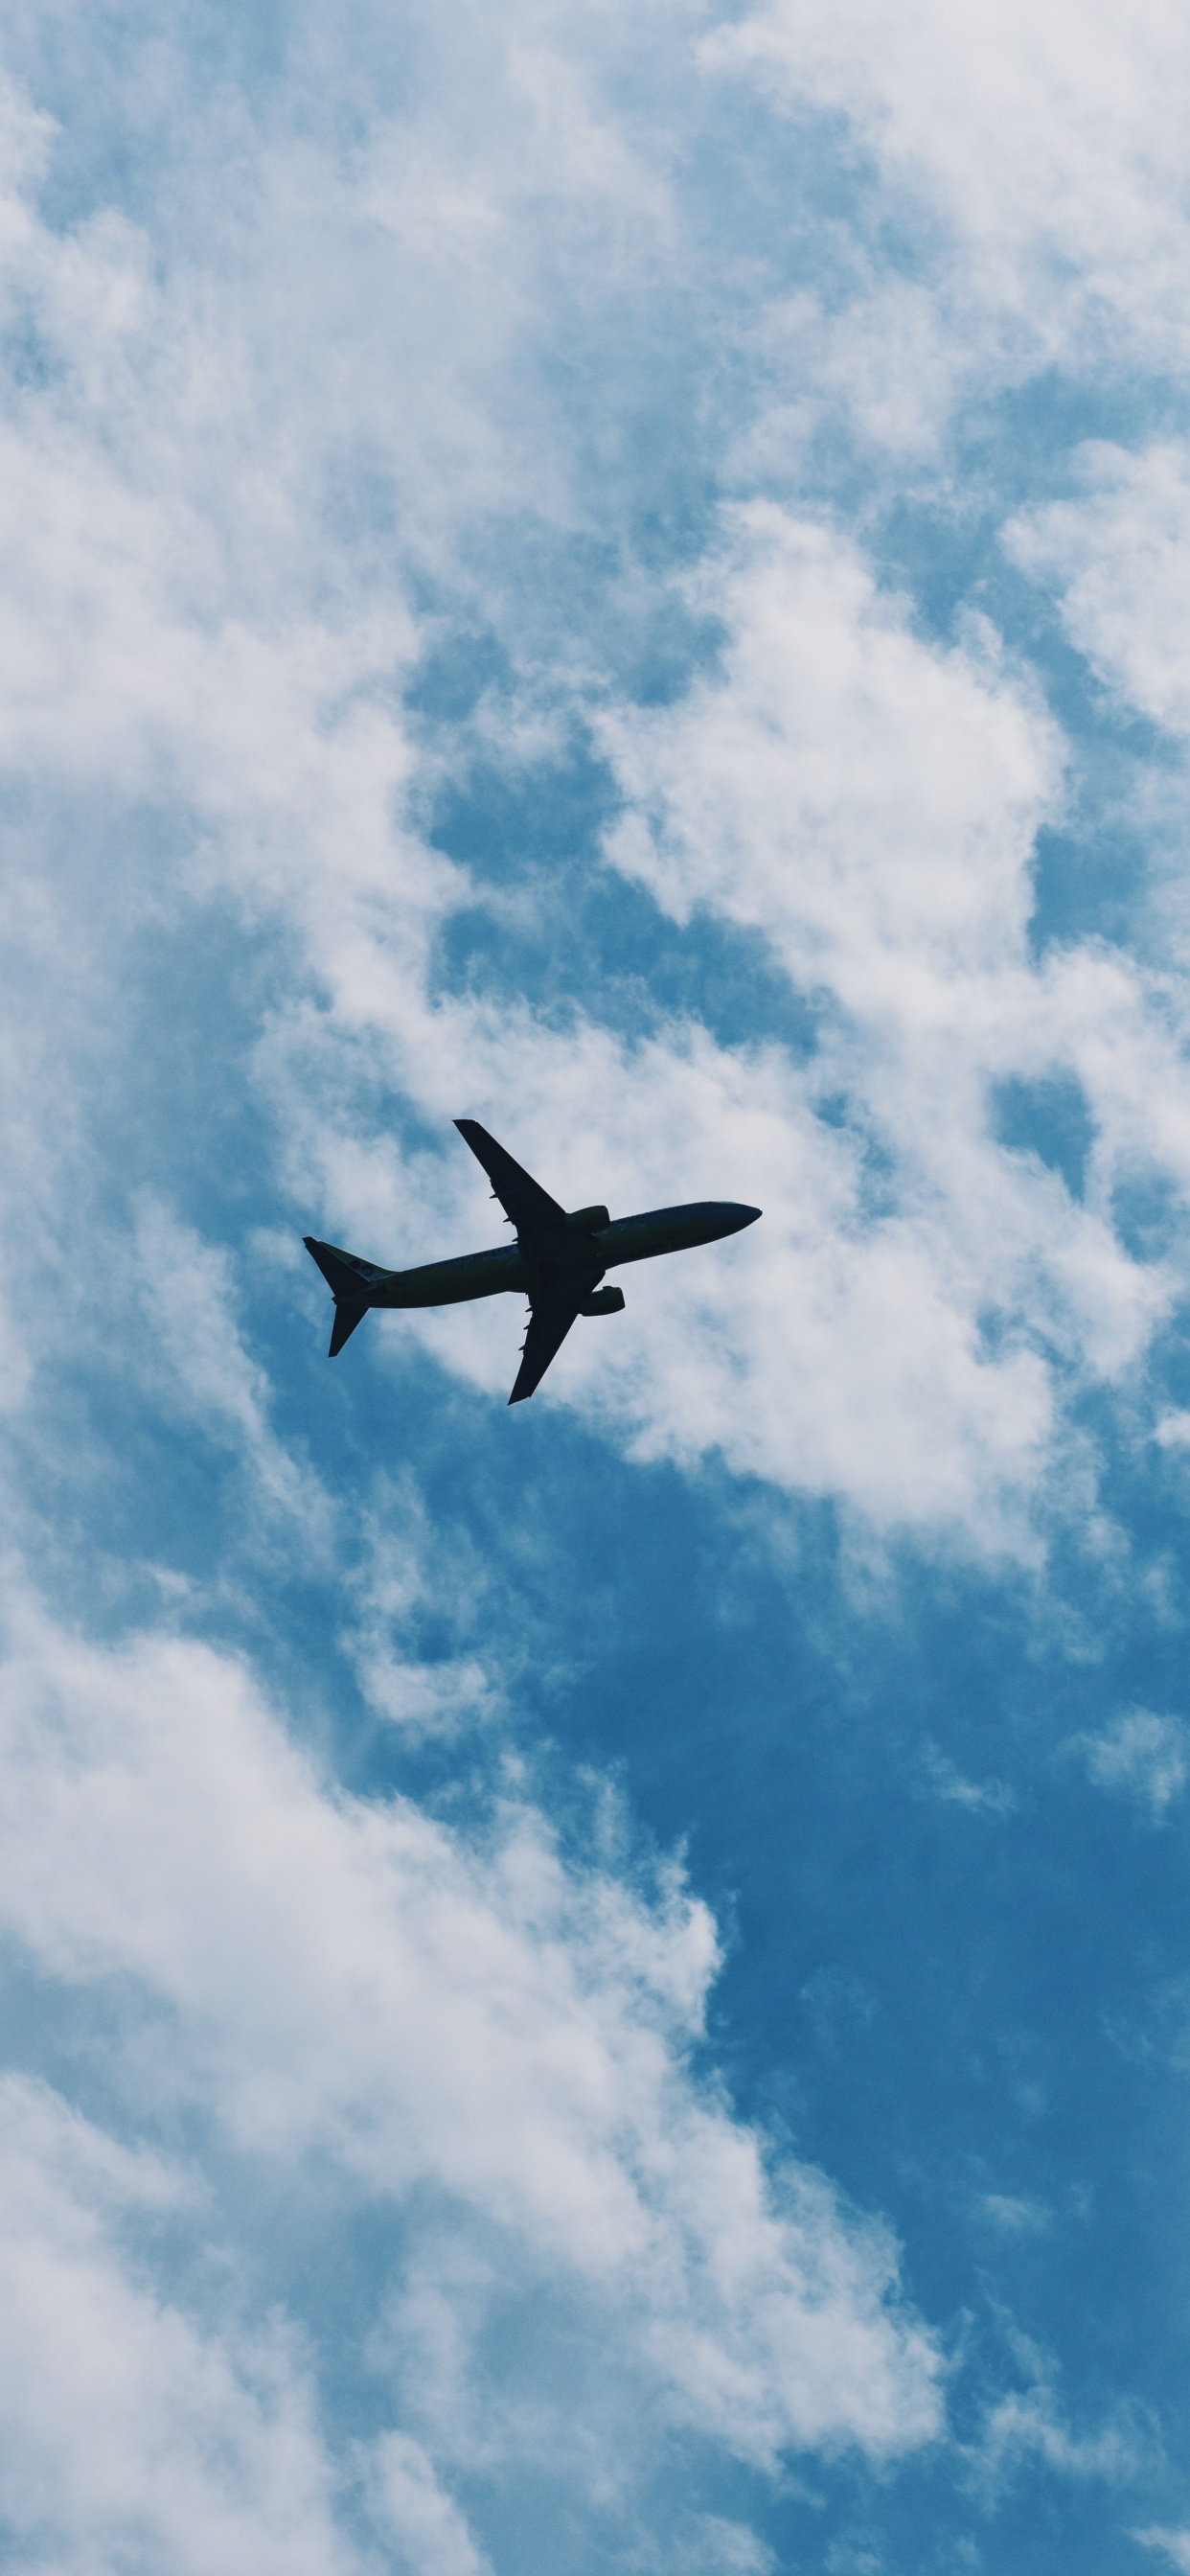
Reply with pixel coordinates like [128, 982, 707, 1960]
[305, 1119, 761, 1404]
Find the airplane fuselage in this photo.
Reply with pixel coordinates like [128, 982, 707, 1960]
[362, 1202, 757, 1310]
[307, 1120, 761, 1397]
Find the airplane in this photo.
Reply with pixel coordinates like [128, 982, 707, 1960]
[304, 1118, 762, 1405]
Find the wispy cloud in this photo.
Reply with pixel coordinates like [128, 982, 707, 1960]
[970, 2381, 1157, 2500]
[1007, 443, 1190, 744]
[920, 1744, 1017, 1815]
[0, 2074, 357, 2575]
[1, 0, 1189, 2561]
[978, 2195, 1050, 2236]
[599, 504, 1190, 1541]
[706, 0, 1190, 381]
[0, 1571, 944, 2544]
[1134, 2532, 1190, 2574]
[0, 17, 1186, 1555]
[1068, 1710, 1190, 1819]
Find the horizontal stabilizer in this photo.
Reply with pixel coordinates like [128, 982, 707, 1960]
[305, 1236, 390, 1360]
[329, 1302, 366, 1358]
[305, 1236, 393, 1299]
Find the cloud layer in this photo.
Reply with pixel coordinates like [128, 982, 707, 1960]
[0, 1576, 941, 2567]
[3, 0, 1190, 2565]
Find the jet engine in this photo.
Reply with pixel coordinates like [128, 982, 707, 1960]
[581, 1286, 626, 1316]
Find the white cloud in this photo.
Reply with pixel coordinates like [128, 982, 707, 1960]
[602, 506, 1059, 997]
[922, 1747, 1016, 1816]
[978, 2195, 1048, 2237]
[1069, 1710, 1190, 1819]
[824, 2545, 883, 2576]
[1135, 2532, 1190, 2574]
[0, 6, 1181, 2564]
[727, 277, 968, 472]
[0, 2075, 360, 2576]
[0, 41, 1186, 1554]
[671, 2516, 778, 2575]
[706, 0, 1190, 382]
[366, 2431, 492, 2576]
[1008, 442, 1190, 740]
[0, 1573, 944, 2486]
[972, 2381, 1156, 2497]
[337, 1473, 505, 1740]
[0, 436, 1081, 1542]
[598, 503, 1190, 1535]
[131, 1196, 332, 1543]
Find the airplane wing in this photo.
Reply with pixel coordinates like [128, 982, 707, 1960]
[508, 1298, 582, 1405]
[454, 1119, 567, 1248]
[454, 1123, 600, 1402]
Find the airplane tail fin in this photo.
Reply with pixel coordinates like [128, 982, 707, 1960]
[304, 1236, 388, 1359]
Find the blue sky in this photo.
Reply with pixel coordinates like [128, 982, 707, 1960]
[5, 1, 1190, 2568]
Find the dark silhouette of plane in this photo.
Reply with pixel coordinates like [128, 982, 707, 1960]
[305, 1118, 762, 1404]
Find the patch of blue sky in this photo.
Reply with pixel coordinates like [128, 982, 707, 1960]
[992, 1073, 1097, 1203]
[424, 751, 824, 1061]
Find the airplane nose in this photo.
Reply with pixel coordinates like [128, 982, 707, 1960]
[727, 1204, 762, 1231]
